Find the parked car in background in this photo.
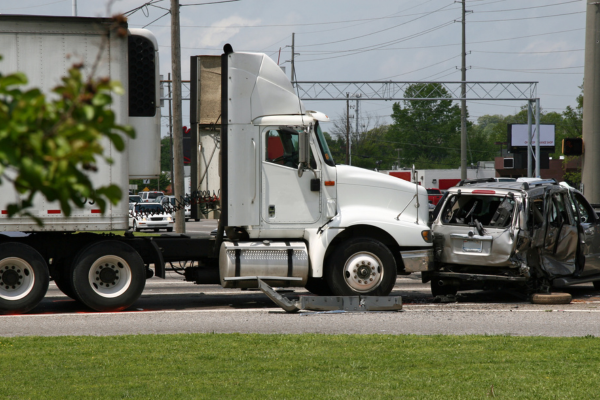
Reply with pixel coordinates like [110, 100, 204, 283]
[426, 178, 600, 298]
[139, 191, 164, 203]
[160, 195, 191, 221]
[129, 195, 142, 204]
[128, 203, 173, 232]
[427, 188, 443, 206]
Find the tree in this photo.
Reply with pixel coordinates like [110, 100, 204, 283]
[386, 83, 464, 169]
[0, 57, 133, 222]
[160, 136, 172, 172]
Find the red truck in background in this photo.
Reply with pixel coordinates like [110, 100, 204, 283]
[426, 188, 442, 205]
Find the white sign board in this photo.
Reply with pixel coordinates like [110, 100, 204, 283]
[510, 124, 555, 147]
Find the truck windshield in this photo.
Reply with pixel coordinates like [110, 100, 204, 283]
[315, 123, 335, 167]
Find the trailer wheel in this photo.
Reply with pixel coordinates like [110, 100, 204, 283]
[0, 243, 49, 315]
[71, 241, 145, 312]
[325, 238, 396, 296]
[52, 264, 78, 300]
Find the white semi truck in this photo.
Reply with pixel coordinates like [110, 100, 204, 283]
[0, 16, 433, 315]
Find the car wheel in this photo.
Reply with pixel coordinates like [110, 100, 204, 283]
[325, 237, 396, 296]
[531, 293, 572, 304]
[133, 221, 141, 232]
[304, 277, 333, 296]
[70, 241, 146, 312]
[430, 278, 458, 297]
[0, 243, 49, 315]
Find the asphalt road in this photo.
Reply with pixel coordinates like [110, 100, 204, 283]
[2, 219, 600, 337]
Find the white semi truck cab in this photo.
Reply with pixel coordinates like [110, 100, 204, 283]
[0, 17, 432, 315]
[206, 46, 433, 296]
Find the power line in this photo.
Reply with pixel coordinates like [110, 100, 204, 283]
[475, 0, 581, 13]
[473, 49, 584, 55]
[296, 2, 456, 48]
[375, 55, 461, 81]
[296, 21, 455, 63]
[469, 10, 584, 23]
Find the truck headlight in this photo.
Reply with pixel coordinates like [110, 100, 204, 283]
[421, 230, 433, 243]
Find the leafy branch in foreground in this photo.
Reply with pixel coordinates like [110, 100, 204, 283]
[0, 58, 134, 222]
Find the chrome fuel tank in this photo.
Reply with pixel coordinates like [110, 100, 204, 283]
[219, 241, 309, 288]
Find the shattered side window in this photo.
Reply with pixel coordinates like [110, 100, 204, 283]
[441, 195, 514, 227]
[529, 197, 544, 229]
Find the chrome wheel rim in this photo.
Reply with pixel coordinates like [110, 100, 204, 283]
[343, 251, 383, 293]
[0, 257, 35, 301]
[88, 255, 132, 298]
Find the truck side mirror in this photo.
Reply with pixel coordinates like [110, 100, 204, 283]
[297, 127, 310, 177]
[298, 129, 309, 165]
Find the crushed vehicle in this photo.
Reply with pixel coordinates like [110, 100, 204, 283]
[426, 178, 600, 297]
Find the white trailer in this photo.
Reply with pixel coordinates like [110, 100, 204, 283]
[0, 16, 433, 315]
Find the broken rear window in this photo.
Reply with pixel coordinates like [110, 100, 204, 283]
[441, 195, 515, 227]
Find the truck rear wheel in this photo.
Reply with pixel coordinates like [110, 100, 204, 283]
[71, 241, 145, 312]
[0, 243, 49, 315]
[325, 238, 396, 296]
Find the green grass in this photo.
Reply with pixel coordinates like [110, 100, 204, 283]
[0, 334, 598, 399]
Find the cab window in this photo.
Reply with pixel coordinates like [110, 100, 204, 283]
[265, 128, 316, 169]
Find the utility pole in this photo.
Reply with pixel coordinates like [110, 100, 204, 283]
[582, 2, 600, 202]
[346, 93, 350, 164]
[171, 0, 185, 233]
[291, 33, 295, 85]
[460, 0, 467, 180]
[168, 73, 174, 192]
[353, 95, 361, 166]
[72, 0, 77, 16]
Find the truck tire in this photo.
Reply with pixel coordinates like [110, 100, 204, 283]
[0, 243, 49, 315]
[325, 237, 396, 296]
[304, 277, 333, 296]
[70, 241, 145, 312]
[52, 263, 78, 300]
[593, 281, 600, 290]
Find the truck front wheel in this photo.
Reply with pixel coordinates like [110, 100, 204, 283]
[0, 243, 49, 315]
[71, 241, 146, 312]
[325, 238, 396, 296]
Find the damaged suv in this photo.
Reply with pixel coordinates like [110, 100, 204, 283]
[425, 178, 600, 297]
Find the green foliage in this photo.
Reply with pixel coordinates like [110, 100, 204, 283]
[130, 172, 171, 194]
[160, 136, 172, 172]
[0, 58, 134, 221]
[387, 83, 472, 169]
[1, 334, 600, 399]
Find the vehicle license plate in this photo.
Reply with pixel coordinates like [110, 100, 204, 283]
[463, 239, 482, 253]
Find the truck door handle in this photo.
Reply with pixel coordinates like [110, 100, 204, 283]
[252, 139, 256, 204]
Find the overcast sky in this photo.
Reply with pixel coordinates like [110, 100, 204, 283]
[1, 0, 587, 137]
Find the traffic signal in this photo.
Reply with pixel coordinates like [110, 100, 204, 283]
[562, 138, 583, 156]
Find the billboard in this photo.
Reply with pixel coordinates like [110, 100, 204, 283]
[508, 124, 556, 151]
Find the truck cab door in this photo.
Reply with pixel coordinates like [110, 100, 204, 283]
[261, 127, 321, 224]
[540, 192, 579, 277]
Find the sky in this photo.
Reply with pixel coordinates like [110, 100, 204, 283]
[0, 0, 587, 138]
